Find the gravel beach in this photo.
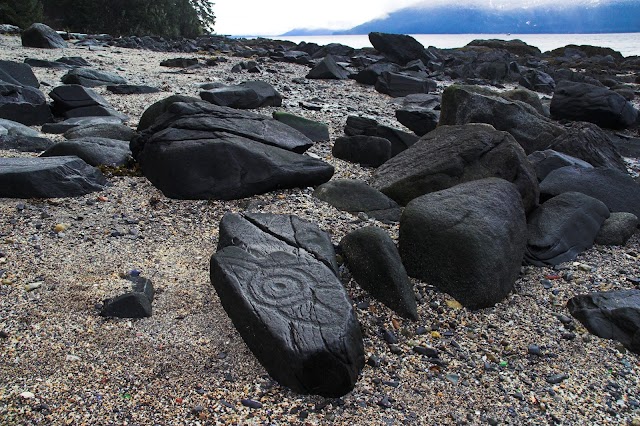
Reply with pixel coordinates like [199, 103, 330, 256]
[1, 34, 639, 425]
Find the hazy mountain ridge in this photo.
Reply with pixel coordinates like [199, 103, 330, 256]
[282, 1, 640, 36]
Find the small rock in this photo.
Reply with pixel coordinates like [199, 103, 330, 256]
[382, 329, 398, 344]
[0, 330, 8, 338]
[377, 395, 392, 409]
[546, 373, 569, 384]
[24, 281, 42, 291]
[413, 345, 439, 357]
[20, 391, 35, 399]
[367, 355, 381, 368]
[65, 354, 81, 362]
[240, 398, 262, 409]
[527, 344, 542, 356]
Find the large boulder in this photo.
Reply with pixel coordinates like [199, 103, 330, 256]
[341, 226, 418, 320]
[0, 83, 52, 126]
[344, 115, 418, 157]
[63, 123, 134, 141]
[518, 68, 555, 94]
[306, 55, 350, 79]
[375, 71, 437, 98]
[49, 84, 111, 114]
[595, 212, 639, 246]
[313, 179, 402, 223]
[527, 150, 593, 182]
[368, 32, 434, 66]
[21, 23, 68, 49]
[0, 156, 106, 198]
[399, 178, 527, 309]
[524, 192, 610, 266]
[439, 85, 566, 154]
[61, 68, 127, 87]
[395, 106, 439, 137]
[540, 166, 640, 218]
[550, 80, 638, 129]
[210, 212, 364, 397]
[272, 112, 329, 141]
[332, 135, 392, 167]
[0, 60, 40, 88]
[354, 62, 400, 85]
[371, 124, 539, 212]
[133, 102, 332, 200]
[136, 95, 200, 131]
[568, 290, 640, 354]
[200, 80, 282, 109]
[40, 137, 131, 167]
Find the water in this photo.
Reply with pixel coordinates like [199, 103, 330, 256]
[270, 33, 640, 57]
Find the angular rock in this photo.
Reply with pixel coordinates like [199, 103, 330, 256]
[0, 60, 40, 88]
[24, 58, 72, 69]
[200, 80, 282, 109]
[525, 192, 610, 266]
[354, 62, 400, 85]
[0, 156, 106, 198]
[49, 84, 111, 113]
[63, 105, 128, 121]
[518, 68, 555, 94]
[272, 111, 329, 141]
[467, 39, 541, 57]
[306, 55, 350, 80]
[106, 84, 160, 94]
[344, 115, 418, 157]
[399, 178, 527, 309]
[527, 150, 593, 182]
[41, 116, 123, 134]
[41, 137, 131, 167]
[341, 226, 418, 320]
[568, 290, 640, 354]
[439, 85, 566, 154]
[595, 212, 639, 246]
[100, 292, 152, 318]
[61, 68, 127, 87]
[160, 57, 199, 68]
[550, 80, 638, 129]
[540, 166, 640, 218]
[0, 135, 54, 152]
[332, 135, 392, 168]
[0, 83, 52, 126]
[395, 106, 439, 136]
[368, 32, 434, 66]
[375, 71, 437, 98]
[21, 23, 68, 49]
[64, 123, 134, 141]
[56, 57, 91, 67]
[371, 124, 539, 212]
[0, 118, 40, 137]
[136, 94, 200, 131]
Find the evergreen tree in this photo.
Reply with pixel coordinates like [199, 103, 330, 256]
[0, 0, 43, 29]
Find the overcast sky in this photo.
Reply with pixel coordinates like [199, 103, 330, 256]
[213, 0, 606, 36]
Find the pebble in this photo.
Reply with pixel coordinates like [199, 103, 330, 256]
[413, 346, 439, 358]
[66, 354, 81, 362]
[546, 373, 569, 384]
[376, 395, 392, 409]
[367, 354, 381, 368]
[240, 398, 262, 409]
[24, 281, 43, 292]
[382, 329, 398, 344]
[527, 344, 542, 356]
[53, 223, 69, 233]
[20, 391, 35, 399]
[0, 330, 8, 338]
[540, 279, 553, 289]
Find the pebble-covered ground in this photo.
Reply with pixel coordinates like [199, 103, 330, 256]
[1, 34, 639, 426]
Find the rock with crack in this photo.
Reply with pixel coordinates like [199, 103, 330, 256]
[210, 212, 364, 397]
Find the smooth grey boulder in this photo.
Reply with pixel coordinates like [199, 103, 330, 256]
[551, 80, 638, 129]
[540, 166, 640, 218]
[0, 118, 40, 137]
[395, 106, 439, 136]
[0, 135, 54, 152]
[306, 55, 350, 80]
[375, 71, 437, 98]
[524, 192, 610, 266]
[341, 226, 418, 320]
[371, 124, 539, 212]
[344, 115, 418, 157]
[210, 213, 364, 397]
[41, 116, 123, 134]
[0, 60, 40, 88]
[21, 23, 68, 49]
[399, 178, 527, 309]
[217, 212, 339, 275]
[41, 137, 131, 167]
[527, 150, 593, 181]
[64, 123, 134, 141]
[61, 68, 127, 87]
[332, 135, 392, 167]
[0, 83, 53, 126]
[313, 179, 402, 223]
[136, 94, 200, 131]
[0, 156, 106, 198]
[272, 111, 329, 141]
[595, 212, 638, 246]
[439, 85, 566, 154]
[568, 290, 640, 354]
[200, 80, 282, 109]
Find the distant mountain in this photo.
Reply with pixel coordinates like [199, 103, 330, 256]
[280, 28, 338, 36]
[333, 1, 640, 35]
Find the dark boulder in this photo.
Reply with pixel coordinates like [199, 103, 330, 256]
[466, 39, 541, 57]
[49, 84, 111, 114]
[0, 156, 106, 198]
[399, 178, 527, 309]
[159, 57, 199, 68]
[0, 83, 52, 126]
[395, 106, 439, 136]
[0, 118, 40, 138]
[501, 88, 547, 116]
[313, 179, 402, 223]
[375, 71, 437, 98]
[21, 23, 68, 49]
[518, 68, 555, 94]
[272, 112, 329, 141]
[550, 80, 638, 129]
[40, 137, 131, 167]
[136, 94, 200, 131]
[354, 62, 400, 86]
[540, 166, 640, 218]
[371, 124, 539, 212]
[595, 212, 638, 246]
[0, 60, 40, 88]
[61, 68, 127, 87]
[106, 84, 161, 95]
[64, 123, 134, 141]
[41, 116, 124, 134]
[200, 80, 282, 109]
[344, 115, 418, 157]
[306, 55, 350, 80]
[524, 192, 610, 266]
[341, 226, 418, 320]
[100, 292, 152, 318]
[0, 135, 54, 152]
[332, 135, 392, 168]
[24, 58, 71, 69]
[368, 32, 435, 66]
[568, 290, 640, 354]
[527, 150, 593, 182]
[63, 105, 128, 121]
[56, 57, 91, 67]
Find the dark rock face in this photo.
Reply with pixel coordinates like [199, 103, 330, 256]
[466, 39, 541, 56]
[63, 105, 128, 121]
[332, 135, 392, 167]
[395, 106, 439, 136]
[399, 178, 527, 309]
[550, 80, 638, 129]
[41, 137, 131, 167]
[49, 84, 111, 113]
[136, 94, 200, 131]
[41, 116, 124, 134]
[64, 123, 135, 141]
[0, 135, 54, 152]
[0, 156, 106, 198]
[341, 226, 418, 320]
[595, 212, 639, 246]
[518, 68, 555, 94]
[525, 192, 610, 266]
[375, 71, 437, 98]
[344, 115, 418, 157]
[306, 55, 350, 79]
[371, 124, 539, 212]
[210, 212, 364, 397]
[568, 290, 640, 354]
[106, 84, 160, 94]
[21, 23, 68, 49]
[133, 102, 332, 200]
[313, 179, 402, 223]
[439, 85, 566, 154]
[272, 112, 329, 141]
[527, 150, 593, 182]
[61, 68, 127, 87]
[0, 60, 40, 88]
[354, 62, 400, 85]
[159, 57, 199, 67]
[200, 81, 282, 109]
[0, 83, 53, 126]
[368, 32, 433, 66]
[540, 166, 640, 218]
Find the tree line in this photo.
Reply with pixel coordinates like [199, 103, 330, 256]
[0, 0, 215, 38]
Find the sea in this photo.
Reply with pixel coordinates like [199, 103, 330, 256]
[267, 33, 640, 57]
